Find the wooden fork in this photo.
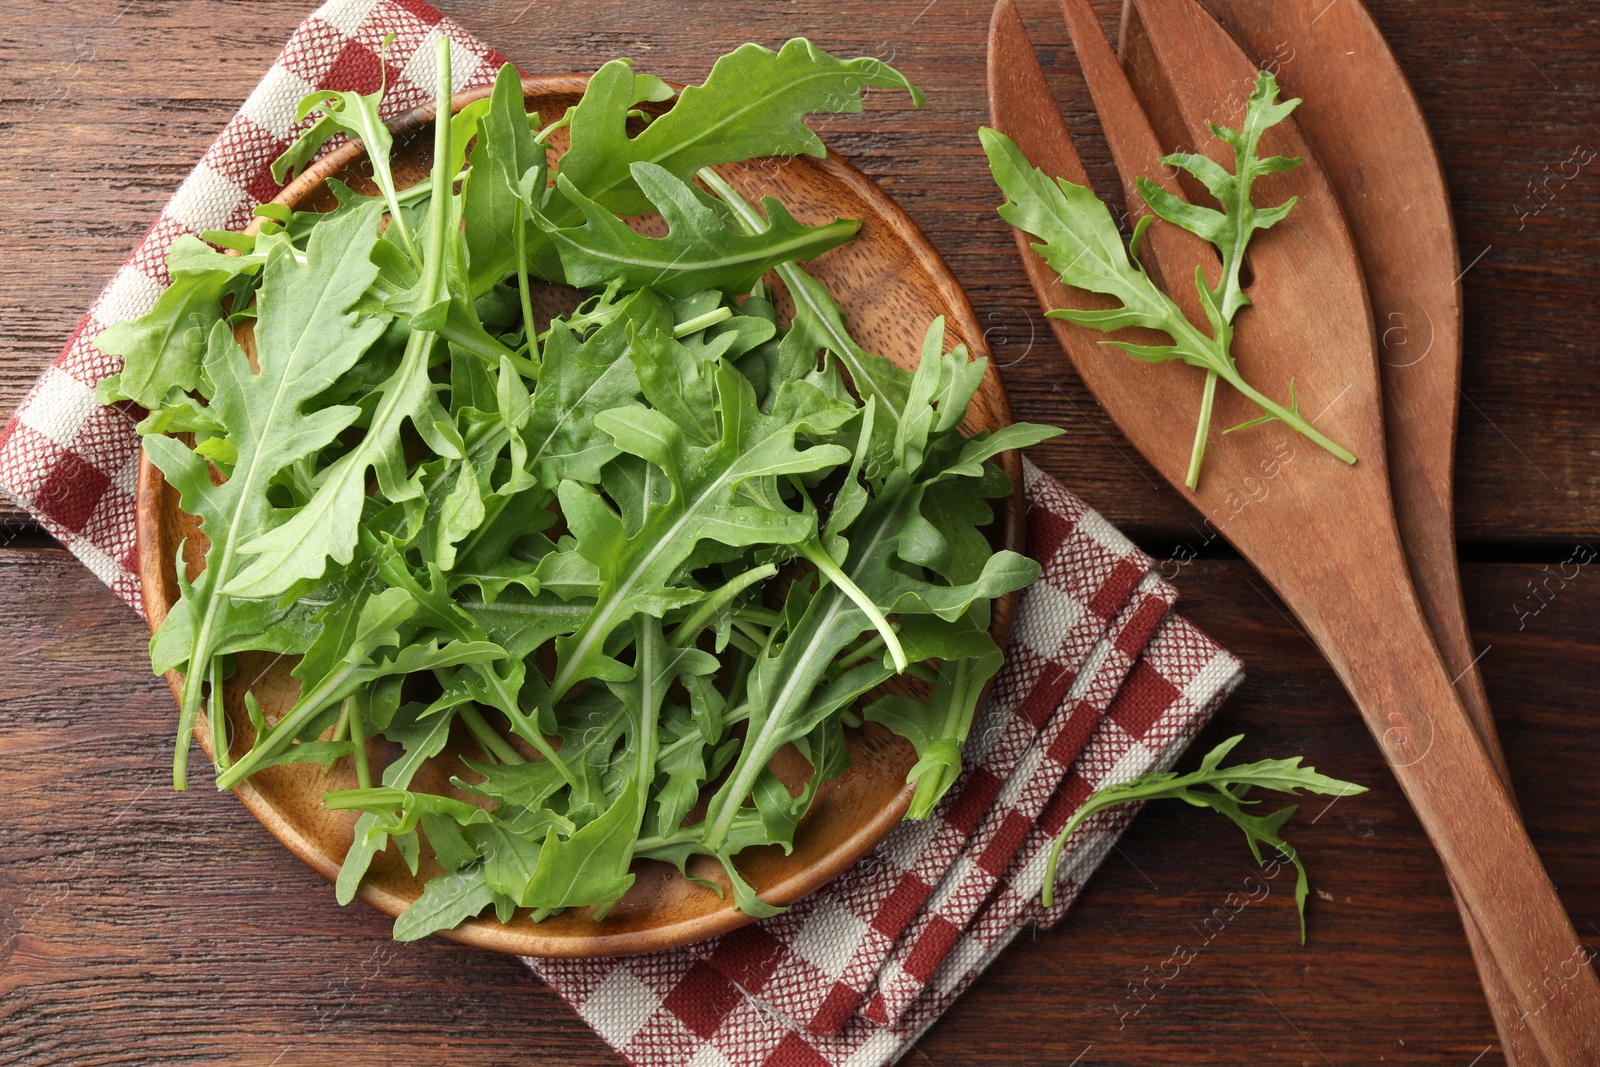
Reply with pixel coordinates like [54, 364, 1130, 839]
[987, 0, 1600, 1059]
[1131, 3, 1540, 1061]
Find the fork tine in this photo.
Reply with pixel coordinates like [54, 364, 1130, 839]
[1117, 0, 1372, 350]
[987, 0, 1200, 453]
[1053, 0, 1219, 309]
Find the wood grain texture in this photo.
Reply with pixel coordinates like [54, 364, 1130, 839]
[1, 0, 1597, 1063]
[2, 545, 1597, 1064]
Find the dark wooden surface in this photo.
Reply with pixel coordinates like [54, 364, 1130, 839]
[1, 1, 1596, 1064]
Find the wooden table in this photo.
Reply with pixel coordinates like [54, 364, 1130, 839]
[1, 1, 1596, 1063]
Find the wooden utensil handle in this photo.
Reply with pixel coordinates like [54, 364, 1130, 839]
[1303, 575, 1600, 1061]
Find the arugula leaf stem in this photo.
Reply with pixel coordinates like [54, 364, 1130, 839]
[320, 702, 351, 774]
[513, 175, 540, 360]
[1155, 303, 1350, 467]
[173, 657, 205, 789]
[394, 170, 468, 207]
[732, 606, 780, 628]
[672, 306, 733, 337]
[1185, 372, 1219, 490]
[376, 174, 421, 271]
[459, 704, 526, 765]
[348, 690, 373, 789]
[533, 110, 573, 145]
[797, 538, 907, 670]
[731, 619, 770, 651]
[209, 654, 231, 768]
[834, 631, 885, 671]
[670, 563, 777, 649]
[1219, 366, 1354, 465]
[420, 37, 454, 304]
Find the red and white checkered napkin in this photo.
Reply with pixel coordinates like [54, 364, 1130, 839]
[530, 461, 1242, 1065]
[0, 3, 1244, 1063]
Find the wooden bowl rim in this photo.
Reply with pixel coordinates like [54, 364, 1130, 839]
[135, 74, 1023, 957]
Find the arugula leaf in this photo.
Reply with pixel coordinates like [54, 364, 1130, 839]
[980, 123, 1355, 488]
[1041, 734, 1367, 942]
[393, 865, 497, 942]
[94, 240, 259, 408]
[866, 607, 1002, 818]
[552, 39, 923, 222]
[1133, 71, 1303, 484]
[546, 162, 858, 296]
[143, 201, 387, 788]
[462, 62, 549, 298]
[522, 288, 669, 487]
[274, 62, 420, 265]
[226, 41, 462, 599]
[1136, 72, 1302, 324]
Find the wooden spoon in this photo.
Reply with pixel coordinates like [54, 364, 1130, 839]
[988, 0, 1600, 1059]
[1136, 3, 1540, 1061]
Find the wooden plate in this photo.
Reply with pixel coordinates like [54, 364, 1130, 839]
[136, 75, 1022, 958]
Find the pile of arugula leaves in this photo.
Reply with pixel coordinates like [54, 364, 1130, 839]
[98, 37, 1059, 940]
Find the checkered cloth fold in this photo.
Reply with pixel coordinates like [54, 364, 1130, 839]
[530, 462, 1240, 1064]
[0, 3, 1245, 1065]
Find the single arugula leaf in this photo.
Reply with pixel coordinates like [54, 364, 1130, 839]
[1131, 71, 1302, 485]
[94, 243, 257, 408]
[866, 611, 1002, 818]
[1041, 734, 1367, 943]
[981, 124, 1353, 489]
[545, 162, 858, 297]
[462, 63, 550, 298]
[227, 44, 462, 599]
[275, 64, 420, 265]
[393, 864, 497, 941]
[551, 39, 923, 222]
[142, 202, 387, 789]
[1135, 72, 1301, 323]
